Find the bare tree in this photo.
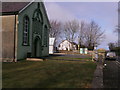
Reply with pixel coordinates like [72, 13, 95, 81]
[63, 23, 71, 41]
[49, 20, 61, 37]
[49, 20, 61, 47]
[84, 21, 105, 48]
[78, 21, 86, 46]
[63, 19, 79, 42]
[108, 42, 116, 51]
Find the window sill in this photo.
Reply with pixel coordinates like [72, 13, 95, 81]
[22, 43, 30, 46]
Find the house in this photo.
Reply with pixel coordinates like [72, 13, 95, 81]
[58, 40, 78, 51]
[1, 1, 50, 62]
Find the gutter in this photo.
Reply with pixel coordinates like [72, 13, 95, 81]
[13, 14, 17, 62]
[1, 11, 18, 16]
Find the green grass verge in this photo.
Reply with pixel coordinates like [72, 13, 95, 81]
[3, 60, 96, 88]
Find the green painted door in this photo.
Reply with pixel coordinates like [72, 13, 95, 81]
[34, 37, 41, 57]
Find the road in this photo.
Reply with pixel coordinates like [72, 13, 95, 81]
[103, 60, 120, 88]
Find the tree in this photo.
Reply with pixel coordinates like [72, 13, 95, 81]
[108, 42, 120, 56]
[108, 43, 115, 51]
[108, 42, 116, 51]
[63, 19, 79, 42]
[78, 21, 86, 46]
[114, 25, 120, 46]
[49, 20, 61, 47]
[84, 21, 105, 48]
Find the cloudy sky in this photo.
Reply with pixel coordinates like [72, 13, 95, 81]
[44, 2, 118, 50]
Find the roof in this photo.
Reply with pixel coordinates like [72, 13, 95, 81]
[1, 2, 30, 15]
[70, 42, 78, 45]
[59, 40, 78, 45]
[97, 48, 106, 52]
[1, 1, 51, 28]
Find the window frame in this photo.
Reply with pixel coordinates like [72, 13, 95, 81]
[22, 15, 30, 46]
[44, 25, 48, 47]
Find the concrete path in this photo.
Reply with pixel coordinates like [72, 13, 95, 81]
[91, 60, 103, 88]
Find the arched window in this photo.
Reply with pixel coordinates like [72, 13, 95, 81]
[44, 25, 48, 46]
[23, 15, 30, 45]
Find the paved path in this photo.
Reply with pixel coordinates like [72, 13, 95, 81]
[91, 60, 103, 88]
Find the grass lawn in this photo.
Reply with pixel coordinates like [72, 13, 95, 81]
[47, 57, 92, 61]
[46, 54, 92, 61]
[3, 60, 96, 88]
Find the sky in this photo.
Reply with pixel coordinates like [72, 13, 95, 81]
[44, 2, 118, 50]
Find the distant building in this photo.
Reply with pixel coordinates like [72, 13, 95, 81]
[1, 1, 50, 62]
[58, 40, 78, 51]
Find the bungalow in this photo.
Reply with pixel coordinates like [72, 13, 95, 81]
[1, 1, 50, 62]
[58, 40, 78, 51]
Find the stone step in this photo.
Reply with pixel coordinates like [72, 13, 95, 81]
[26, 58, 44, 61]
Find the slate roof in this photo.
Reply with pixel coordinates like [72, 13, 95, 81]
[1, 2, 30, 15]
[1, 2, 51, 28]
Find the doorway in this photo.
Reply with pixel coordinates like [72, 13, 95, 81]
[34, 36, 41, 57]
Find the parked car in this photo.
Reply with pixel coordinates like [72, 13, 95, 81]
[105, 52, 116, 60]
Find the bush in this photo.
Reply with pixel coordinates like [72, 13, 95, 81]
[87, 46, 94, 50]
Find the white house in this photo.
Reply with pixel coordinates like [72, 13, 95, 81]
[58, 40, 78, 51]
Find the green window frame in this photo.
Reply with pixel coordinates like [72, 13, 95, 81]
[23, 15, 30, 46]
